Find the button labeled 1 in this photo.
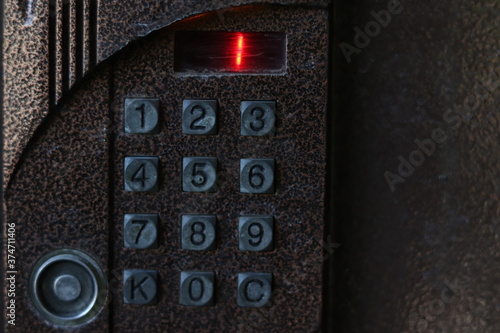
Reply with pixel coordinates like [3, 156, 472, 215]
[124, 98, 160, 134]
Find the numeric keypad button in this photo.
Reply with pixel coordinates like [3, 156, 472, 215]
[240, 159, 275, 194]
[241, 101, 276, 136]
[124, 214, 159, 249]
[237, 273, 273, 307]
[124, 156, 159, 192]
[180, 272, 215, 307]
[182, 100, 218, 135]
[182, 157, 218, 192]
[124, 98, 160, 134]
[181, 215, 216, 250]
[239, 216, 274, 252]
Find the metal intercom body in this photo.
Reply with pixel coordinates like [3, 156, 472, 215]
[3, 1, 332, 331]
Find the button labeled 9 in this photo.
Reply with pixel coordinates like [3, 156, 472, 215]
[239, 216, 274, 252]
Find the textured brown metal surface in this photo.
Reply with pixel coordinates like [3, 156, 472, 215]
[4, 69, 112, 332]
[3, 3, 330, 332]
[110, 6, 328, 332]
[2, 0, 328, 188]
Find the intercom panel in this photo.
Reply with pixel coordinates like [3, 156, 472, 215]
[3, 2, 331, 332]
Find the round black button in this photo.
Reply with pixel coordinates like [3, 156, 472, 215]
[29, 249, 107, 326]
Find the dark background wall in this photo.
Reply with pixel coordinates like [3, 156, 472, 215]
[331, 0, 499, 332]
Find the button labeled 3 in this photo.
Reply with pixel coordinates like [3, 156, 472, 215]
[241, 101, 276, 136]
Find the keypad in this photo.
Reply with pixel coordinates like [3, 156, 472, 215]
[122, 98, 276, 306]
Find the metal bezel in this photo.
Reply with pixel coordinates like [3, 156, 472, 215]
[28, 249, 108, 326]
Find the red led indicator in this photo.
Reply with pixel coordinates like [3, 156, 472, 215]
[236, 34, 244, 67]
[174, 32, 286, 74]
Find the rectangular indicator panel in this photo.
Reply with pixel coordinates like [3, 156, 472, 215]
[174, 32, 286, 74]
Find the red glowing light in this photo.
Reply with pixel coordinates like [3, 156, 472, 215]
[236, 34, 244, 67]
[174, 31, 286, 73]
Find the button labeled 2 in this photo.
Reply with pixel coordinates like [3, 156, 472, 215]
[182, 100, 218, 135]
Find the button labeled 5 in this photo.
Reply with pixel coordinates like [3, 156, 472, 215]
[183, 157, 218, 192]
